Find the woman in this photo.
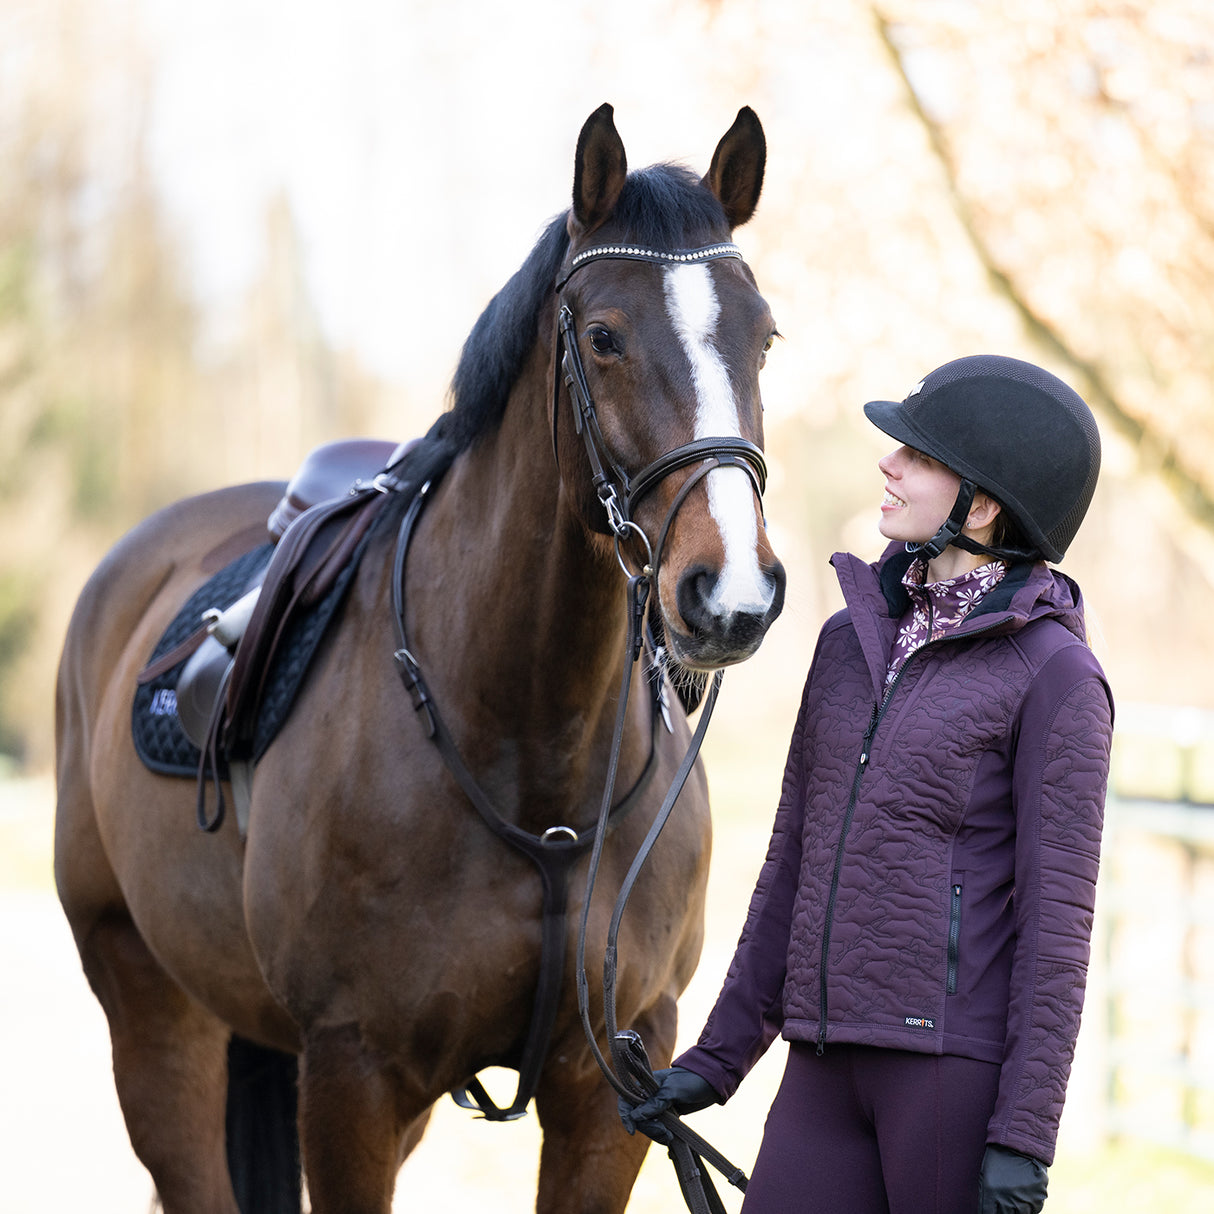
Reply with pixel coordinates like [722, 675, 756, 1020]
[621, 355, 1113, 1214]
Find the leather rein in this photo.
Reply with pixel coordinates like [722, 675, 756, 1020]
[558, 241, 757, 1211]
[389, 240, 760, 1208]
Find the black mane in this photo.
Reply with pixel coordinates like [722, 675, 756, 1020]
[444, 212, 570, 452]
[383, 163, 730, 499]
[606, 163, 729, 251]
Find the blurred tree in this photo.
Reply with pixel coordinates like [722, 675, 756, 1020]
[873, 0, 1214, 546]
[0, 0, 389, 767]
[0, 0, 202, 762]
[681, 0, 1214, 724]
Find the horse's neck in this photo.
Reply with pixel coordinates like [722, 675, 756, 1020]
[400, 387, 650, 823]
[433, 419, 629, 703]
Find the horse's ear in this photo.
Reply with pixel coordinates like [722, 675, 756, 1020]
[702, 106, 766, 229]
[569, 103, 628, 238]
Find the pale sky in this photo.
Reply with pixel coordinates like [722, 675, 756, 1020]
[139, 0, 777, 383]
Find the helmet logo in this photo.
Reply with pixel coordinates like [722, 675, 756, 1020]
[906, 378, 926, 398]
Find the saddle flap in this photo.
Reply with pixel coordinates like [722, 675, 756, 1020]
[225, 487, 387, 756]
[174, 587, 262, 750]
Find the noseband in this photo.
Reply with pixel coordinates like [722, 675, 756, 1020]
[552, 242, 769, 575]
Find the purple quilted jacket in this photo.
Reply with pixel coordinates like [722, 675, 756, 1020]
[680, 544, 1113, 1164]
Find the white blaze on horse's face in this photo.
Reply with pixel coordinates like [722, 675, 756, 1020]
[663, 263, 775, 621]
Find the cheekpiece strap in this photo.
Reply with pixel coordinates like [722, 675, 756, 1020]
[556, 242, 742, 292]
[917, 477, 977, 560]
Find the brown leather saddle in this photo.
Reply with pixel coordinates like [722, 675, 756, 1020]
[137, 437, 411, 832]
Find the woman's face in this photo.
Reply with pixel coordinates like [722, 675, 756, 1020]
[877, 445, 963, 545]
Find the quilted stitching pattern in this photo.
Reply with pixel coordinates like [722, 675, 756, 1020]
[679, 552, 1112, 1165]
[131, 544, 274, 775]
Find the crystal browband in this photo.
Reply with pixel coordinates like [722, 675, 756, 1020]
[556, 242, 742, 291]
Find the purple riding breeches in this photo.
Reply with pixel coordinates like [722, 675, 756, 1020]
[741, 1043, 1000, 1214]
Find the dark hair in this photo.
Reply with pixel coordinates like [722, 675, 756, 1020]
[988, 496, 1040, 560]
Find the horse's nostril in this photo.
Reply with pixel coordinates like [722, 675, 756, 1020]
[675, 567, 716, 639]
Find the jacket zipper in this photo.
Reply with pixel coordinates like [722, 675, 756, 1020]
[814, 615, 1007, 1054]
[947, 882, 962, 995]
[816, 702, 880, 1053]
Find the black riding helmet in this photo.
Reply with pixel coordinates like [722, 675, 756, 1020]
[864, 354, 1101, 563]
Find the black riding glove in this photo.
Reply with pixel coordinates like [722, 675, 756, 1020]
[978, 1144, 1049, 1213]
[618, 1066, 718, 1145]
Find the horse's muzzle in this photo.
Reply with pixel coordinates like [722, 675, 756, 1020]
[670, 559, 786, 669]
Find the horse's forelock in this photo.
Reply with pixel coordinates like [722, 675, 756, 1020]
[609, 163, 730, 249]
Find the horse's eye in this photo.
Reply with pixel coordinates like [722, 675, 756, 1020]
[588, 327, 615, 355]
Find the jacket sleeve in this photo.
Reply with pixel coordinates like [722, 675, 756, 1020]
[987, 641, 1113, 1164]
[674, 663, 816, 1100]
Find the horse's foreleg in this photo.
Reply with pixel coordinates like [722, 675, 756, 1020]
[79, 911, 240, 1214]
[535, 1076, 652, 1214]
[534, 998, 678, 1214]
[298, 1023, 411, 1214]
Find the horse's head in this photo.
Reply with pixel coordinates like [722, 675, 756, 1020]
[552, 104, 786, 672]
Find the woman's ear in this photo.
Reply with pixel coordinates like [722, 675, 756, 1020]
[966, 491, 1001, 533]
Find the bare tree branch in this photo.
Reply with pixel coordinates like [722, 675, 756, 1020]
[871, 3, 1214, 536]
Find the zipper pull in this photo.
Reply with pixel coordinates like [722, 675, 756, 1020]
[859, 704, 879, 767]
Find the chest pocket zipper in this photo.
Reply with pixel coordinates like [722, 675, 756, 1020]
[947, 882, 963, 995]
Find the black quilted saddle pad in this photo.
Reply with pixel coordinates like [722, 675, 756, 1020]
[131, 539, 362, 778]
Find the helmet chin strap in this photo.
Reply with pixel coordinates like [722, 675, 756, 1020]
[950, 534, 1039, 562]
[912, 478, 977, 561]
[909, 478, 1042, 564]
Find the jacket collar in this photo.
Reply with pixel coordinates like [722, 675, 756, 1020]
[832, 543, 1088, 698]
[874, 545, 1035, 619]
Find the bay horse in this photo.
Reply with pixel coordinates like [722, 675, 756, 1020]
[54, 103, 784, 1214]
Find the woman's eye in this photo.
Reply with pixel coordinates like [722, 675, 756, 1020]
[588, 327, 615, 354]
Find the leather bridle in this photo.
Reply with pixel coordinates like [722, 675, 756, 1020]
[555, 241, 767, 1209]
[552, 242, 769, 579]
[390, 240, 763, 1209]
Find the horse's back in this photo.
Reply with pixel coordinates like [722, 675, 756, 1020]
[68, 480, 284, 643]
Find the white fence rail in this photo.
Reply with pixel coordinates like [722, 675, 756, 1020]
[1098, 704, 1214, 1161]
